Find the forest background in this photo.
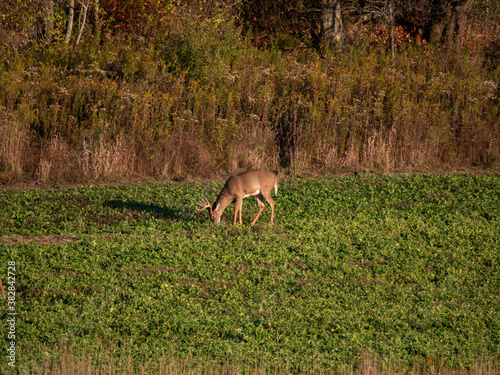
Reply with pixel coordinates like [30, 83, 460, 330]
[0, 0, 499, 185]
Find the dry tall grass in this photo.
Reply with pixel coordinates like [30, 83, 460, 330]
[24, 348, 499, 375]
[0, 118, 29, 183]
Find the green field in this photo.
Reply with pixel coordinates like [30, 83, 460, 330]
[1, 174, 499, 374]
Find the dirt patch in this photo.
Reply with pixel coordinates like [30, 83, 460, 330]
[0, 234, 77, 245]
[0, 233, 121, 245]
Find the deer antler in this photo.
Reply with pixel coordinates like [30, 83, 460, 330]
[195, 197, 212, 215]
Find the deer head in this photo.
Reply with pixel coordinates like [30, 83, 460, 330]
[195, 197, 222, 224]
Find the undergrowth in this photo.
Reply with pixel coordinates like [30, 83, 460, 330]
[0, 8, 499, 184]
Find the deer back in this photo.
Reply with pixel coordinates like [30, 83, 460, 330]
[225, 169, 277, 197]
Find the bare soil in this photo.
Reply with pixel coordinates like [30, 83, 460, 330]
[0, 234, 77, 245]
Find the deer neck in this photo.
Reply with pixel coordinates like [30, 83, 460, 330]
[214, 190, 234, 213]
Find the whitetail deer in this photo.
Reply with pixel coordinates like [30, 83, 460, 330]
[196, 169, 278, 226]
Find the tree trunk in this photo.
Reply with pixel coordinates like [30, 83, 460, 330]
[387, 0, 395, 58]
[455, 0, 474, 50]
[441, 0, 474, 52]
[445, 9, 457, 50]
[76, 0, 90, 45]
[65, 0, 75, 44]
[44, 0, 55, 44]
[320, 0, 344, 45]
[430, 21, 445, 44]
[93, 0, 102, 36]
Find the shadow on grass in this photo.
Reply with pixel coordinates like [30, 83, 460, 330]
[104, 200, 187, 221]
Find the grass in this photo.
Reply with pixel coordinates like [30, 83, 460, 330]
[0, 174, 499, 373]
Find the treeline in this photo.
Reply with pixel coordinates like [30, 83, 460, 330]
[0, 0, 499, 184]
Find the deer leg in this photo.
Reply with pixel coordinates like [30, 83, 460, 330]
[250, 196, 266, 226]
[262, 191, 275, 224]
[233, 197, 243, 226]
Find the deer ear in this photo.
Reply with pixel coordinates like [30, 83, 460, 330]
[214, 203, 220, 211]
